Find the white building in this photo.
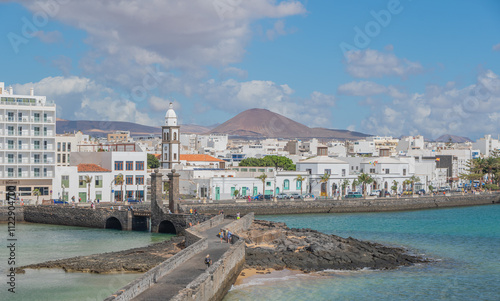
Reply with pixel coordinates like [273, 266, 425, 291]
[0, 82, 56, 202]
[472, 134, 500, 157]
[161, 103, 180, 169]
[70, 152, 147, 202]
[347, 140, 376, 156]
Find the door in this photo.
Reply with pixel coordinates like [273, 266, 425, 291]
[242, 187, 247, 196]
[215, 187, 220, 200]
[253, 187, 258, 196]
[275, 187, 280, 195]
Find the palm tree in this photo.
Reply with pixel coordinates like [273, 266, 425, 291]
[115, 173, 124, 202]
[357, 173, 374, 198]
[391, 180, 399, 196]
[352, 179, 359, 192]
[341, 179, 350, 198]
[32, 188, 40, 205]
[295, 175, 306, 196]
[256, 173, 267, 197]
[84, 175, 93, 202]
[403, 179, 412, 193]
[320, 172, 330, 197]
[409, 175, 420, 194]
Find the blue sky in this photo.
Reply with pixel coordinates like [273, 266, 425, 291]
[1, 0, 500, 140]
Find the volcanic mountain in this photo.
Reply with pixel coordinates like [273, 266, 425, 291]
[209, 108, 370, 139]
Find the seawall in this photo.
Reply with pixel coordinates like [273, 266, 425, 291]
[181, 194, 500, 215]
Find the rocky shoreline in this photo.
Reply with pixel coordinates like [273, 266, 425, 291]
[240, 220, 429, 272]
[19, 237, 184, 274]
[19, 220, 428, 275]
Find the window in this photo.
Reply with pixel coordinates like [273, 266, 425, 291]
[370, 168, 375, 173]
[356, 166, 358, 171]
[284, 179, 290, 190]
[249, 168, 256, 172]
[95, 191, 102, 201]
[43, 168, 47, 177]
[34, 187, 49, 195]
[18, 126, 22, 136]
[79, 176, 86, 188]
[57, 142, 61, 152]
[18, 154, 22, 163]
[173, 153, 177, 160]
[342, 169, 346, 177]
[34, 168, 40, 177]
[136, 175, 144, 185]
[62, 154, 66, 163]
[34, 154, 40, 163]
[43, 127, 47, 136]
[173, 132, 177, 140]
[18, 168, 22, 178]
[8, 140, 14, 149]
[136, 161, 144, 170]
[7, 112, 14, 121]
[43, 154, 47, 163]
[126, 175, 133, 185]
[67, 142, 71, 151]
[44, 113, 47, 122]
[8, 126, 14, 135]
[126, 161, 133, 170]
[34, 127, 40, 136]
[385, 169, 390, 174]
[114, 161, 123, 170]
[62, 142, 66, 152]
[403, 169, 406, 176]
[18, 140, 22, 150]
[8, 154, 14, 163]
[241, 168, 248, 172]
[7, 168, 14, 177]
[258, 168, 265, 172]
[325, 169, 331, 175]
[34, 113, 40, 122]
[266, 181, 271, 187]
[95, 176, 103, 188]
[57, 154, 61, 163]
[44, 141, 47, 150]
[34, 140, 40, 150]
[61, 175, 69, 188]
[296, 179, 302, 189]
[18, 112, 22, 121]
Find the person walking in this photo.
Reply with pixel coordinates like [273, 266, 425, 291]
[205, 254, 212, 268]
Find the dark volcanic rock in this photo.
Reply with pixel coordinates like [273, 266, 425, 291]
[19, 237, 184, 274]
[242, 220, 428, 272]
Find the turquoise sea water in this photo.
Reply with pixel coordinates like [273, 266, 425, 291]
[0, 223, 173, 301]
[224, 205, 500, 301]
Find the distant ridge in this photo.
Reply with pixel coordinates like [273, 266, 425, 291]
[434, 134, 472, 143]
[209, 108, 370, 140]
[56, 120, 213, 137]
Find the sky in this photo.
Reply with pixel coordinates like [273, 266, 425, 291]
[1, 0, 499, 140]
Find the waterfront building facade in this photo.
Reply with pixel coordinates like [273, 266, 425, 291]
[0, 82, 56, 203]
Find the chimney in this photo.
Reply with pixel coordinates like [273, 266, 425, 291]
[30, 87, 34, 96]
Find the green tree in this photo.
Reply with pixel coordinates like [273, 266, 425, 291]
[147, 154, 160, 169]
[295, 175, 306, 196]
[84, 175, 93, 202]
[115, 173, 124, 202]
[428, 185, 434, 193]
[341, 179, 350, 198]
[32, 188, 41, 205]
[240, 155, 296, 171]
[409, 175, 421, 193]
[320, 172, 330, 197]
[352, 179, 359, 191]
[233, 189, 239, 198]
[256, 173, 268, 196]
[403, 179, 412, 193]
[391, 180, 399, 196]
[357, 173, 374, 198]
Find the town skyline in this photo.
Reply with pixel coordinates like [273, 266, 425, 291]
[1, 1, 500, 140]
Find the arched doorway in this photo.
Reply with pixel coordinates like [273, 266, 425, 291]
[158, 220, 176, 234]
[105, 217, 122, 230]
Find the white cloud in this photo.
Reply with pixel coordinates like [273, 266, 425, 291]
[344, 49, 423, 79]
[361, 70, 500, 139]
[33, 30, 63, 44]
[493, 43, 500, 51]
[266, 20, 287, 40]
[338, 81, 388, 96]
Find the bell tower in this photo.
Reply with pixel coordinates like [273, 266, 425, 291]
[161, 102, 180, 169]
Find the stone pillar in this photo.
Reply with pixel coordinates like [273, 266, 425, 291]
[150, 169, 164, 210]
[168, 169, 180, 213]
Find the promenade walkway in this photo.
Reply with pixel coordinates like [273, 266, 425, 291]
[132, 219, 234, 301]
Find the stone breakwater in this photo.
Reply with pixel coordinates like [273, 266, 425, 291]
[240, 220, 428, 272]
[184, 194, 500, 216]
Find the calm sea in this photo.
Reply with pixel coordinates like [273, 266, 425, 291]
[0, 223, 173, 301]
[224, 204, 500, 301]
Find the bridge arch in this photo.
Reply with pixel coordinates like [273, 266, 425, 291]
[158, 220, 176, 234]
[105, 217, 123, 230]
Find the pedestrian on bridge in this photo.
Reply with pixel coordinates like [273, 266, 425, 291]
[205, 254, 212, 268]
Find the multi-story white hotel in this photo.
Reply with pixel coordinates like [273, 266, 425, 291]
[0, 82, 56, 202]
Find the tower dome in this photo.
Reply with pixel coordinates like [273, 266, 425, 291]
[165, 102, 177, 126]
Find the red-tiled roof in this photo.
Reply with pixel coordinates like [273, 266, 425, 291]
[77, 164, 111, 172]
[179, 154, 225, 162]
[153, 154, 161, 159]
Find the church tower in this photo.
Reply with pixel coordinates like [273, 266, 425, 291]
[161, 103, 180, 169]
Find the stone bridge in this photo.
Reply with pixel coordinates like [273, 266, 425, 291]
[22, 170, 211, 234]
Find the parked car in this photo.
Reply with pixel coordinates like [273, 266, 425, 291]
[53, 199, 68, 204]
[253, 194, 272, 200]
[417, 189, 426, 195]
[345, 192, 362, 198]
[127, 198, 141, 203]
[438, 187, 451, 192]
[370, 190, 381, 196]
[276, 193, 289, 199]
[289, 193, 302, 199]
[302, 193, 314, 199]
[402, 190, 413, 195]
